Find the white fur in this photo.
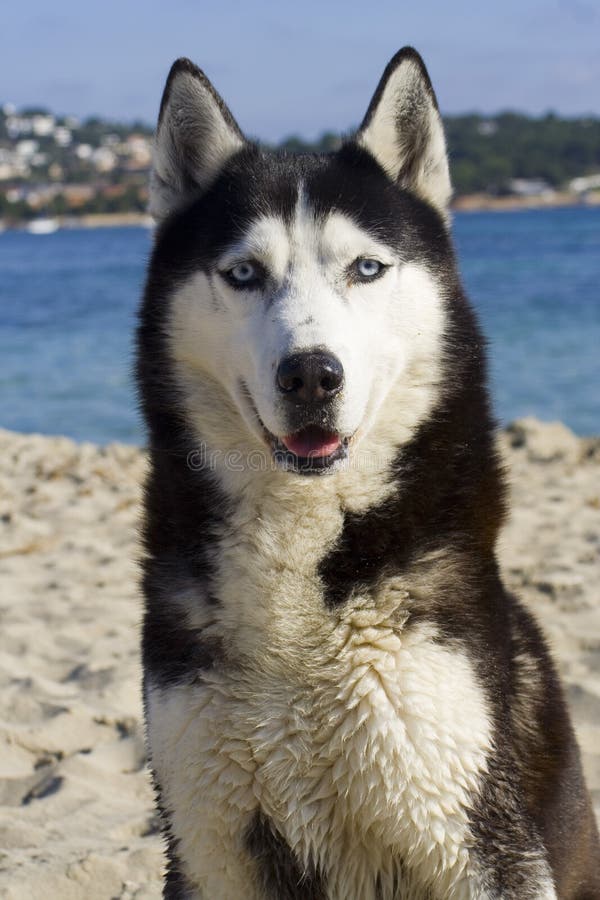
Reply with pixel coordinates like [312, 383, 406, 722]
[148, 593, 494, 899]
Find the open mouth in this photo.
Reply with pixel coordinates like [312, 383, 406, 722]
[238, 382, 350, 475]
[272, 424, 349, 474]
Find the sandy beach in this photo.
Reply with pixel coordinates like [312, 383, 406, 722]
[0, 419, 599, 899]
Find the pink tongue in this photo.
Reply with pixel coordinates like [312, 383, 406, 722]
[281, 425, 341, 458]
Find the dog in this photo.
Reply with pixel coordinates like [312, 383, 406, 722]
[136, 47, 600, 899]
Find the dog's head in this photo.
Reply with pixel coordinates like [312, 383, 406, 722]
[145, 49, 457, 477]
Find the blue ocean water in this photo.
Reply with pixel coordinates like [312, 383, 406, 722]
[0, 207, 598, 444]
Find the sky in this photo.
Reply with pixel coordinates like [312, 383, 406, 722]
[1, 0, 599, 141]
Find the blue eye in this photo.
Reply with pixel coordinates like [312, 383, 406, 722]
[222, 260, 266, 289]
[228, 261, 258, 285]
[356, 258, 382, 278]
[353, 258, 386, 281]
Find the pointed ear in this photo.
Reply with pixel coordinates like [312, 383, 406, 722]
[149, 58, 245, 221]
[356, 47, 452, 218]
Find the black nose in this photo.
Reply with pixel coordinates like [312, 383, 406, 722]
[276, 350, 344, 404]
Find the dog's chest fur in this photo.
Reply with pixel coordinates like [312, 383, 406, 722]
[147, 481, 493, 899]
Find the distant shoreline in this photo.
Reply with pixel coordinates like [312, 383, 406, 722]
[64, 212, 154, 229]
[453, 190, 600, 212]
[0, 212, 154, 232]
[2, 192, 600, 232]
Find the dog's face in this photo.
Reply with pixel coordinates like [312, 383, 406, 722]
[147, 50, 455, 476]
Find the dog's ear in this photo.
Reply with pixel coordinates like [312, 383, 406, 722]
[149, 58, 245, 221]
[356, 47, 452, 218]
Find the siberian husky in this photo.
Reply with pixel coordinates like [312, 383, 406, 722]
[136, 48, 600, 899]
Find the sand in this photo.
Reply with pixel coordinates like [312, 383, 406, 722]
[0, 419, 598, 898]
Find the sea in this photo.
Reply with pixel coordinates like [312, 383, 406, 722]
[0, 207, 598, 444]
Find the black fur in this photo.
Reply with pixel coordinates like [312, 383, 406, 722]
[245, 812, 327, 900]
[154, 780, 197, 900]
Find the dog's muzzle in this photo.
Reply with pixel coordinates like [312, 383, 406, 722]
[272, 349, 347, 474]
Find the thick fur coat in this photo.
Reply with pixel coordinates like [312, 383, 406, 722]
[137, 48, 600, 899]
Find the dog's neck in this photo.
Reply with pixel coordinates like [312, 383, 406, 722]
[142, 359, 506, 644]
